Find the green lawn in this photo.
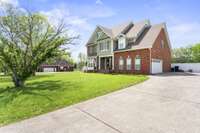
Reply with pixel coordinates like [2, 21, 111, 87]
[0, 72, 148, 126]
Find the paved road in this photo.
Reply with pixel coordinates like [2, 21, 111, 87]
[1, 72, 200, 133]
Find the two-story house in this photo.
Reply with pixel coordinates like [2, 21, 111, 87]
[86, 20, 171, 74]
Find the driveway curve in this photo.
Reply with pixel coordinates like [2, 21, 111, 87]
[0, 72, 200, 133]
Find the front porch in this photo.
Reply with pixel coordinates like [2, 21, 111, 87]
[99, 56, 113, 73]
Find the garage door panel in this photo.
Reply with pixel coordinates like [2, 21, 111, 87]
[152, 59, 163, 74]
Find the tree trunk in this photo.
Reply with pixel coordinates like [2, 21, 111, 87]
[12, 74, 24, 88]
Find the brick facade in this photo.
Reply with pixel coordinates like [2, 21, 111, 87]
[151, 28, 171, 72]
[114, 28, 171, 74]
[114, 49, 150, 74]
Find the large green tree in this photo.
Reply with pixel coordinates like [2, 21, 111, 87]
[172, 47, 193, 63]
[172, 43, 200, 63]
[0, 5, 75, 87]
[192, 43, 200, 62]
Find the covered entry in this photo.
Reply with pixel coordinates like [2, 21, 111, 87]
[151, 59, 163, 74]
[99, 56, 112, 71]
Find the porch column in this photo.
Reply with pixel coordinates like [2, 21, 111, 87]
[104, 58, 106, 70]
[99, 57, 101, 70]
[112, 55, 114, 70]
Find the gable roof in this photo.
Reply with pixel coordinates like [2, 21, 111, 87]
[98, 25, 113, 37]
[111, 21, 133, 37]
[86, 20, 171, 50]
[86, 21, 133, 45]
[126, 20, 150, 38]
[131, 23, 164, 50]
[127, 23, 171, 51]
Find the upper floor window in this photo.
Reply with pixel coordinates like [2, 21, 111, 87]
[97, 31, 102, 39]
[126, 56, 132, 70]
[135, 55, 141, 71]
[106, 40, 110, 50]
[99, 40, 110, 52]
[99, 42, 103, 51]
[161, 40, 165, 48]
[118, 36, 126, 49]
[119, 56, 124, 70]
[88, 46, 97, 54]
[89, 47, 93, 54]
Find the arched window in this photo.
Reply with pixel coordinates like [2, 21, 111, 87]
[119, 56, 124, 70]
[126, 56, 132, 70]
[135, 55, 141, 71]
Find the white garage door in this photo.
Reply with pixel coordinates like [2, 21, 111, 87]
[43, 68, 56, 72]
[151, 59, 163, 74]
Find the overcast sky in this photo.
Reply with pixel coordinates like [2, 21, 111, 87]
[1, 0, 200, 60]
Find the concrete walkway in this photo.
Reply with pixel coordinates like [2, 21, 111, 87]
[1, 72, 200, 133]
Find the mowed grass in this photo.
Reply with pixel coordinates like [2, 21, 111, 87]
[0, 72, 148, 126]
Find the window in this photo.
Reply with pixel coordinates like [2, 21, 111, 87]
[135, 55, 141, 71]
[106, 40, 110, 50]
[119, 57, 124, 70]
[99, 40, 110, 52]
[89, 47, 93, 54]
[88, 58, 96, 67]
[99, 42, 103, 51]
[161, 40, 165, 48]
[126, 56, 132, 70]
[97, 31, 102, 39]
[118, 36, 126, 49]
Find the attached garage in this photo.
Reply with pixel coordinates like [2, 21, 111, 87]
[151, 59, 163, 74]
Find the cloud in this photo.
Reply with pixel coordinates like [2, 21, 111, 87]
[0, 0, 19, 6]
[67, 3, 116, 19]
[83, 5, 115, 18]
[96, 0, 103, 5]
[40, 8, 93, 33]
[168, 22, 200, 47]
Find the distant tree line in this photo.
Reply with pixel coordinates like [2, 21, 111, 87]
[172, 43, 200, 63]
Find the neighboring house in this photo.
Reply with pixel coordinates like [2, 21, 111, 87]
[86, 20, 171, 74]
[38, 60, 74, 72]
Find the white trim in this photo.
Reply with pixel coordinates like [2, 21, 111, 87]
[99, 55, 113, 58]
[87, 56, 97, 58]
[126, 56, 132, 70]
[114, 47, 150, 53]
[118, 36, 126, 49]
[99, 56, 101, 70]
[116, 33, 126, 39]
[87, 43, 96, 46]
[151, 59, 163, 74]
[135, 55, 141, 71]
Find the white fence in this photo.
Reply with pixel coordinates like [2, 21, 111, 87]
[171, 63, 200, 73]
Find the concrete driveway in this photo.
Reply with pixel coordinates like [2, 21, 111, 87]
[1, 72, 200, 133]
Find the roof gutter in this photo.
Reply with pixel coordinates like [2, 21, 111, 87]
[114, 47, 151, 53]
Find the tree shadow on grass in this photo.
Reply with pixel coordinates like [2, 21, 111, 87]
[28, 74, 55, 81]
[0, 80, 79, 106]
